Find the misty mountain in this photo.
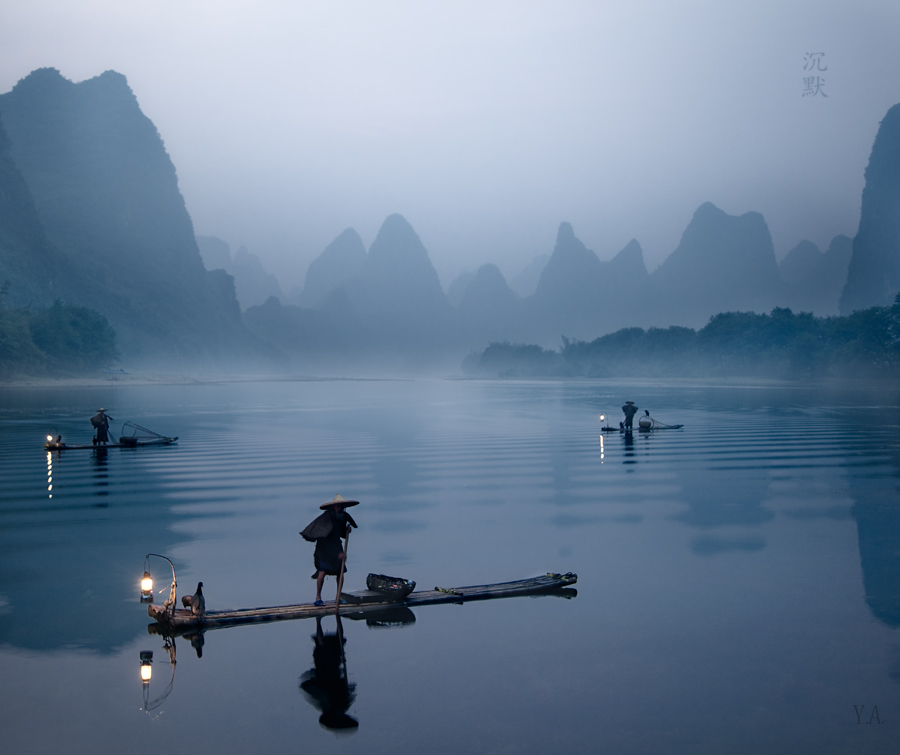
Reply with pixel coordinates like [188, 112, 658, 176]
[0, 68, 268, 365]
[779, 236, 851, 315]
[245, 214, 460, 370]
[456, 263, 525, 342]
[649, 202, 781, 326]
[0, 113, 62, 307]
[242, 294, 368, 365]
[779, 240, 822, 285]
[196, 235, 283, 309]
[509, 253, 550, 297]
[525, 224, 650, 343]
[331, 214, 455, 344]
[232, 245, 282, 308]
[594, 237, 651, 325]
[841, 102, 900, 313]
[608, 238, 649, 283]
[298, 227, 366, 307]
[528, 222, 605, 342]
[447, 269, 477, 308]
[532, 222, 604, 308]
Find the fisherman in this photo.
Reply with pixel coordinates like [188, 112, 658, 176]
[622, 401, 638, 431]
[301, 495, 359, 607]
[90, 408, 113, 445]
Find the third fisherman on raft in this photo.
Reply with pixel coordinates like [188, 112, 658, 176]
[91, 407, 113, 445]
[621, 401, 638, 431]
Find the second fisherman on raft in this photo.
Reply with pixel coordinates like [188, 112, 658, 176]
[301, 494, 359, 606]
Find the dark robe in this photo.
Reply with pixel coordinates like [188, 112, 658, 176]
[91, 412, 112, 443]
[301, 509, 357, 576]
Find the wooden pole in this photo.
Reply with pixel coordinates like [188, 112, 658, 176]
[335, 527, 349, 612]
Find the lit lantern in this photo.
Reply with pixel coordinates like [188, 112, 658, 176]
[141, 571, 153, 602]
[47, 435, 53, 443]
[142, 554, 178, 612]
[140, 651, 153, 684]
[599, 414, 606, 422]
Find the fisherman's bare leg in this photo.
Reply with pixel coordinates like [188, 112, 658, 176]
[315, 571, 325, 602]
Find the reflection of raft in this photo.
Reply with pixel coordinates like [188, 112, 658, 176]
[147, 572, 578, 631]
[44, 422, 178, 450]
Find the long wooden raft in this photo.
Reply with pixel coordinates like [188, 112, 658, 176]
[148, 572, 577, 631]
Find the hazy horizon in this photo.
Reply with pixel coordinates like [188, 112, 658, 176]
[3, 1, 900, 292]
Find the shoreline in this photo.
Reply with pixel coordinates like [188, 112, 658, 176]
[0, 373, 422, 388]
[2, 372, 897, 391]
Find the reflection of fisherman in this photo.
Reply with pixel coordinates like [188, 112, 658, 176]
[621, 401, 638, 431]
[301, 495, 359, 606]
[299, 617, 358, 731]
[90, 408, 113, 444]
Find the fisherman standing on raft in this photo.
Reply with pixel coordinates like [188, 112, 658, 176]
[621, 401, 638, 431]
[91, 408, 113, 445]
[301, 495, 359, 606]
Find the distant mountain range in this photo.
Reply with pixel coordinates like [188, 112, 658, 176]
[2, 67, 898, 373]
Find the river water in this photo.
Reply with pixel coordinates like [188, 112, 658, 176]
[0, 378, 898, 754]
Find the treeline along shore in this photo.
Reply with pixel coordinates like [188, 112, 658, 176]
[462, 297, 900, 380]
[0, 292, 118, 379]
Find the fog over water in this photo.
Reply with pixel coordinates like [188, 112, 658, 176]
[3, 1, 899, 289]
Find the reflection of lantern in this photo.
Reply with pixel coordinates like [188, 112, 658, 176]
[140, 651, 153, 684]
[141, 572, 153, 602]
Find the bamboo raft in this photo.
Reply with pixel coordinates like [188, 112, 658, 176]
[147, 572, 577, 632]
[45, 422, 178, 450]
[45, 438, 178, 450]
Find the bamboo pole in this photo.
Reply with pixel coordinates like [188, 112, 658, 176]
[335, 527, 349, 612]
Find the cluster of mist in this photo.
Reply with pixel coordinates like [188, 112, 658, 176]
[1, 67, 899, 379]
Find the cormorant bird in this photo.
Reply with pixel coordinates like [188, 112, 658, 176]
[189, 582, 205, 616]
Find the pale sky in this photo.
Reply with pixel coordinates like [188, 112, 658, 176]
[2, 1, 900, 291]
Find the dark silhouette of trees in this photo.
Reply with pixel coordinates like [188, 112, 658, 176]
[464, 302, 900, 380]
[0, 293, 118, 378]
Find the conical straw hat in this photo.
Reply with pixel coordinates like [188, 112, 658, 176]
[320, 494, 360, 510]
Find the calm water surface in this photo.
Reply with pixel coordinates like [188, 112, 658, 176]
[1, 378, 899, 754]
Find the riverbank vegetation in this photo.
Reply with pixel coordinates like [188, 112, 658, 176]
[462, 299, 900, 380]
[0, 290, 118, 378]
